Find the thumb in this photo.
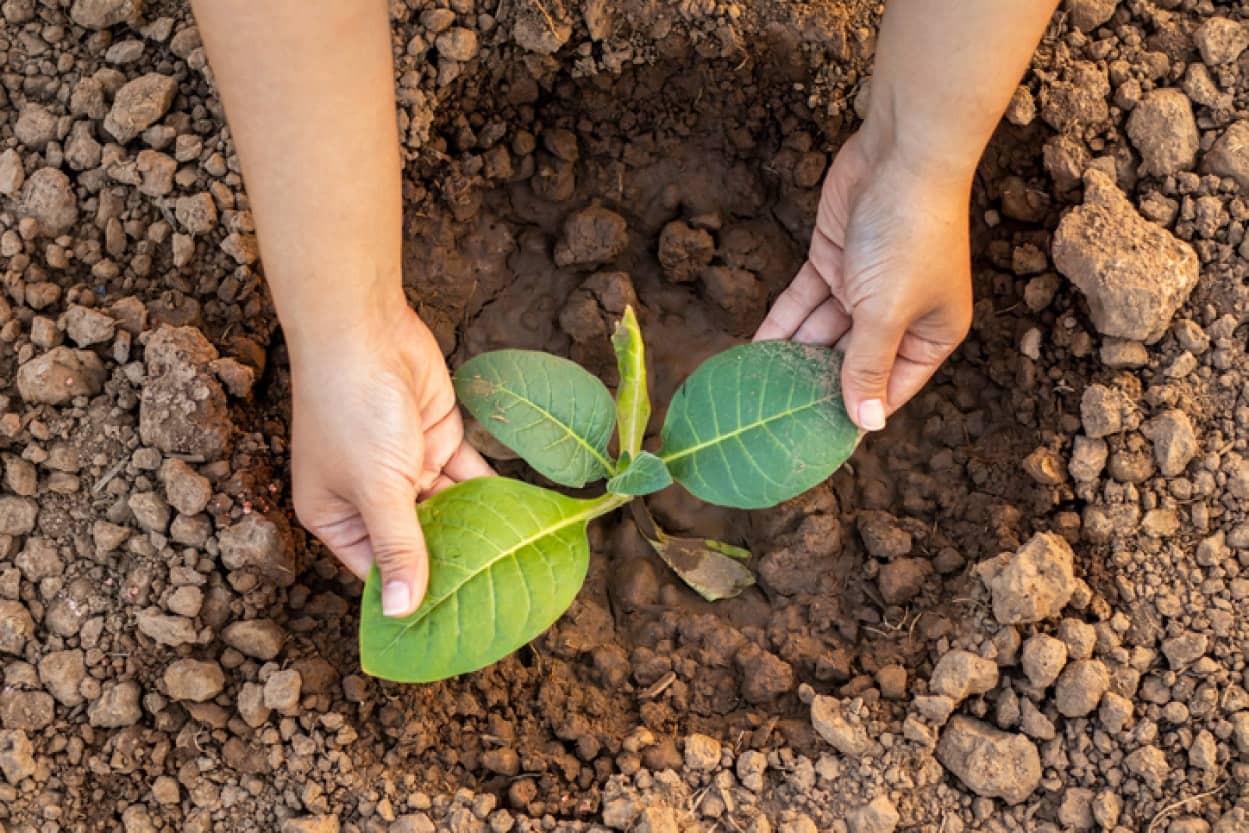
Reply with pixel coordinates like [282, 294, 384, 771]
[360, 483, 430, 619]
[840, 313, 905, 432]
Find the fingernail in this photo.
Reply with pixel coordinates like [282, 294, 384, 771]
[858, 399, 886, 431]
[382, 580, 413, 617]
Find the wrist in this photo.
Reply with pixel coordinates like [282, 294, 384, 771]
[858, 82, 983, 189]
[278, 277, 410, 367]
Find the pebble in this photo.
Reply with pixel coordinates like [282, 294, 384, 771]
[282, 817, 340, 833]
[1124, 744, 1168, 791]
[1054, 659, 1110, 717]
[435, 27, 479, 61]
[929, 650, 999, 704]
[104, 72, 179, 143]
[163, 659, 225, 702]
[0, 600, 35, 654]
[160, 458, 212, 516]
[810, 695, 872, 757]
[1195, 17, 1249, 66]
[1053, 170, 1198, 343]
[877, 558, 932, 605]
[1205, 120, 1249, 190]
[140, 326, 233, 458]
[1141, 410, 1198, 477]
[20, 168, 79, 237]
[0, 148, 25, 196]
[70, 0, 139, 28]
[136, 608, 196, 646]
[263, 668, 302, 712]
[1161, 631, 1208, 668]
[1125, 88, 1198, 177]
[87, 680, 142, 728]
[174, 192, 218, 235]
[1021, 635, 1068, 688]
[1080, 384, 1125, 438]
[38, 649, 86, 706]
[936, 716, 1041, 805]
[236, 682, 270, 728]
[977, 532, 1076, 625]
[62, 305, 116, 348]
[683, 733, 721, 772]
[553, 206, 628, 268]
[0, 729, 36, 784]
[222, 619, 285, 661]
[16, 346, 106, 404]
[1064, 0, 1118, 31]
[219, 513, 297, 586]
[847, 795, 899, 833]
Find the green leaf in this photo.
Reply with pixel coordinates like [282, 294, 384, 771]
[607, 450, 672, 496]
[454, 350, 616, 487]
[632, 502, 754, 601]
[659, 341, 859, 509]
[360, 478, 617, 683]
[611, 305, 650, 459]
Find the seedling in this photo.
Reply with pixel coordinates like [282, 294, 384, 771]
[359, 307, 860, 682]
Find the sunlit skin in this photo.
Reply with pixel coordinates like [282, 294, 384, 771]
[192, 0, 1058, 618]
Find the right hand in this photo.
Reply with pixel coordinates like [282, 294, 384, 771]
[287, 304, 494, 618]
[755, 131, 974, 431]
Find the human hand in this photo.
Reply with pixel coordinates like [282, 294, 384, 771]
[755, 130, 974, 431]
[288, 304, 494, 618]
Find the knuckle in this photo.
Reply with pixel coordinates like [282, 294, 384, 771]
[370, 541, 418, 572]
[845, 363, 891, 389]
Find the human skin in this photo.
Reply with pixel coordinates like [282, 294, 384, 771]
[755, 0, 1060, 430]
[192, 0, 1056, 618]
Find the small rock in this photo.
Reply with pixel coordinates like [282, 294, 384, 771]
[159, 458, 212, 516]
[0, 729, 36, 784]
[20, 168, 79, 238]
[263, 668, 302, 712]
[1161, 631, 1208, 668]
[1080, 384, 1125, 439]
[1053, 170, 1199, 343]
[481, 747, 520, 777]
[15, 104, 56, 151]
[1099, 338, 1148, 368]
[174, 192, 218, 235]
[88, 681, 143, 728]
[1125, 88, 1198, 177]
[1054, 659, 1110, 717]
[929, 650, 999, 704]
[847, 795, 900, 833]
[38, 649, 86, 706]
[219, 513, 297, 586]
[1099, 692, 1135, 734]
[1142, 410, 1197, 476]
[390, 815, 436, 833]
[877, 558, 932, 605]
[1206, 121, 1249, 190]
[1022, 447, 1065, 485]
[435, 27, 478, 61]
[1124, 744, 1168, 792]
[136, 608, 196, 646]
[1021, 635, 1068, 689]
[139, 326, 232, 459]
[0, 691, 55, 731]
[811, 695, 872, 757]
[633, 806, 678, 833]
[222, 619, 285, 661]
[164, 659, 225, 702]
[236, 682, 269, 728]
[128, 491, 170, 533]
[0, 600, 35, 654]
[936, 716, 1041, 805]
[104, 73, 178, 144]
[70, 0, 140, 28]
[857, 511, 912, 559]
[0, 148, 25, 196]
[17, 347, 106, 404]
[553, 206, 628, 268]
[1195, 17, 1249, 65]
[62, 305, 116, 348]
[1058, 787, 1095, 830]
[657, 220, 715, 283]
[282, 817, 340, 833]
[513, 7, 571, 53]
[977, 532, 1076, 625]
[683, 733, 721, 772]
[1064, 0, 1118, 32]
[0, 498, 37, 536]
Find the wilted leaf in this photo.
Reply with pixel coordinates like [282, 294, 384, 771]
[632, 503, 754, 601]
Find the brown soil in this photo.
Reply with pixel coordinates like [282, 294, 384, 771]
[2, 0, 1249, 831]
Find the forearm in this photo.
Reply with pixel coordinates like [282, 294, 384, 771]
[191, 0, 403, 357]
[863, 0, 1058, 182]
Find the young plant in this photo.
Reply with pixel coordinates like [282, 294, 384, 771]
[359, 307, 860, 682]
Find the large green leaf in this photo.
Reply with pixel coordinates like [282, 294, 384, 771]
[611, 306, 650, 459]
[606, 450, 672, 496]
[454, 350, 616, 487]
[360, 478, 614, 682]
[659, 341, 859, 509]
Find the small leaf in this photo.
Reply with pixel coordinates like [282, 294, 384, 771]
[704, 538, 751, 562]
[360, 478, 614, 683]
[454, 350, 616, 487]
[611, 305, 651, 459]
[607, 450, 672, 496]
[659, 342, 860, 509]
[632, 503, 754, 601]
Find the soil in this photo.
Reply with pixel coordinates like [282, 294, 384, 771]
[2, 0, 1249, 831]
